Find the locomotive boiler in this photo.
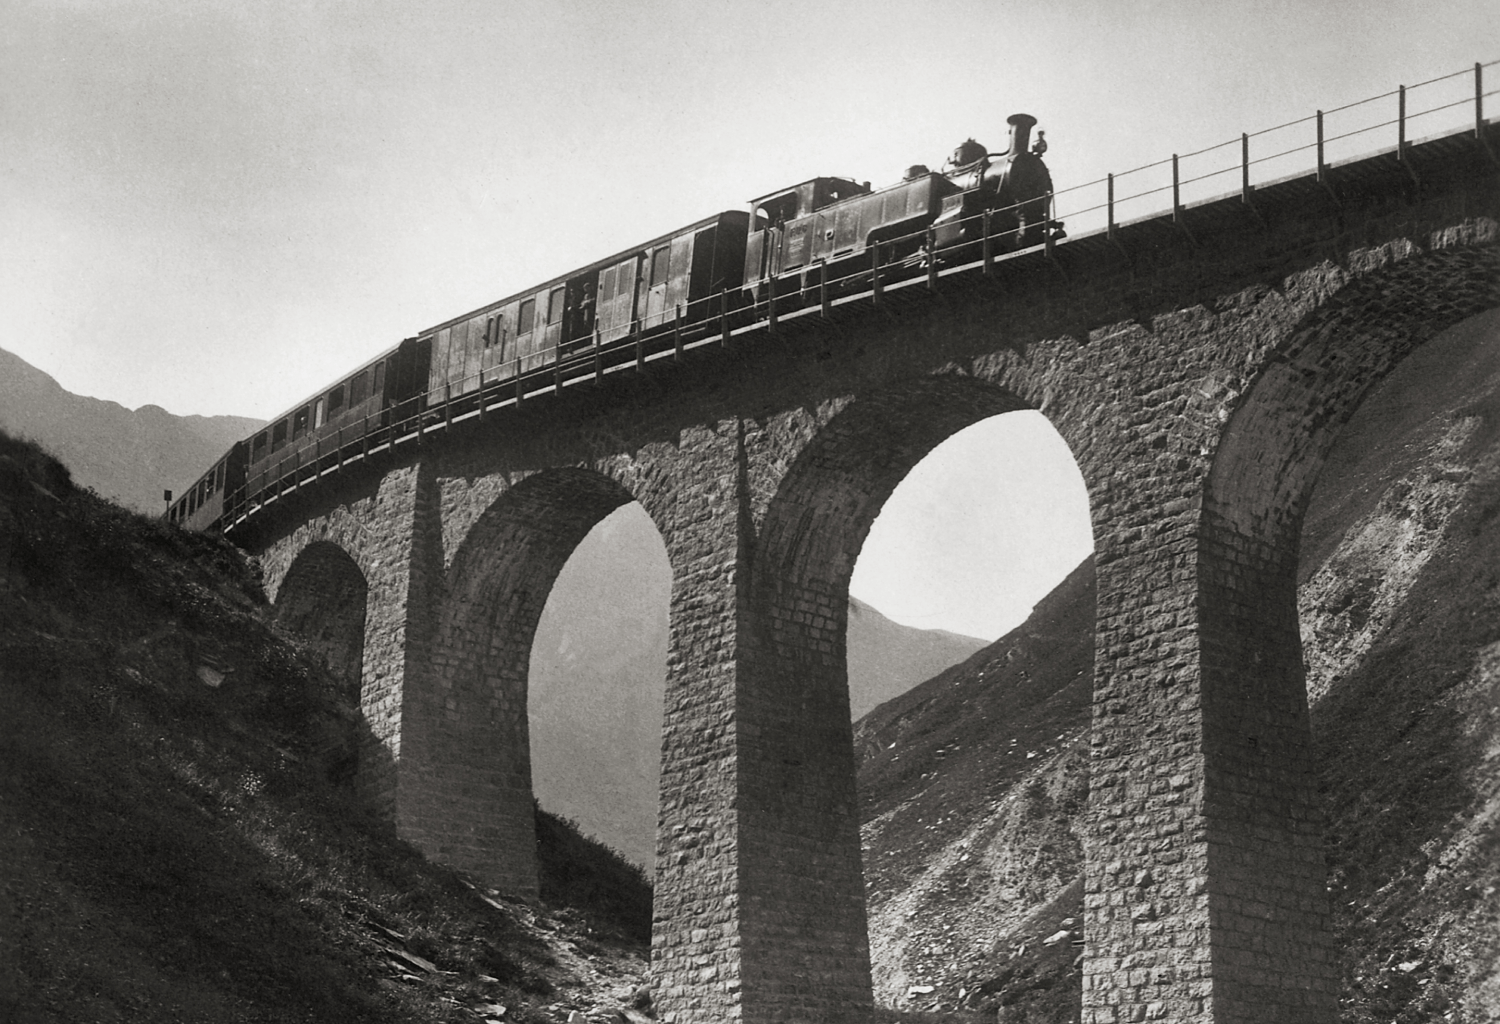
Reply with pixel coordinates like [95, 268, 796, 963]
[742, 113, 1054, 300]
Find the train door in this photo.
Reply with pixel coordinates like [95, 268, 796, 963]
[483, 303, 516, 379]
[597, 255, 642, 343]
[458, 317, 484, 397]
[541, 285, 566, 360]
[561, 275, 596, 354]
[663, 233, 694, 323]
[637, 243, 672, 329]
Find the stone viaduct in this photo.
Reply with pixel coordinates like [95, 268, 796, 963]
[234, 119, 1499, 1023]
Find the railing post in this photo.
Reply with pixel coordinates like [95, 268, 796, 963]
[1316, 109, 1340, 203]
[926, 225, 938, 290]
[767, 278, 777, 333]
[720, 289, 729, 348]
[1171, 154, 1182, 222]
[982, 208, 993, 274]
[819, 263, 830, 316]
[1171, 155, 1196, 245]
[1398, 84, 1420, 186]
[1316, 110, 1326, 180]
[674, 303, 683, 360]
[1106, 172, 1129, 259]
[1240, 133, 1264, 224]
[554, 339, 562, 393]
[1398, 83, 1407, 156]
[515, 358, 524, 406]
[635, 318, 644, 371]
[1240, 133, 1251, 202]
[1478, 63, 1486, 140]
[595, 325, 604, 385]
[1478, 62, 1499, 166]
[477, 365, 485, 419]
[444, 382, 452, 429]
[871, 243, 882, 305]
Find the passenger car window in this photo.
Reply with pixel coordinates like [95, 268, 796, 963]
[519, 299, 536, 335]
[547, 286, 565, 325]
[350, 371, 368, 406]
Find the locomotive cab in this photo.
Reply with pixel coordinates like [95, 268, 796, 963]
[744, 177, 871, 295]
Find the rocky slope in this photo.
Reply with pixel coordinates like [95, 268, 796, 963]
[0, 347, 261, 514]
[856, 308, 1500, 1022]
[0, 432, 654, 1024]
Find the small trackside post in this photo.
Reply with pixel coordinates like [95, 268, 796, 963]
[926, 225, 938, 291]
[871, 243, 882, 305]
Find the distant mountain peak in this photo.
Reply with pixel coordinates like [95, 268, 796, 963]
[0, 346, 263, 513]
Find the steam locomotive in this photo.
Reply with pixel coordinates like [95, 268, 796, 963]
[167, 113, 1056, 533]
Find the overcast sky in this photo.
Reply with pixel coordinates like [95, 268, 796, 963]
[4, 1, 1496, 638]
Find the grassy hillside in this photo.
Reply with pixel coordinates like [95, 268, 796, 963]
[0, 430, 652, 1024]
[856, 309, 1500, 1021]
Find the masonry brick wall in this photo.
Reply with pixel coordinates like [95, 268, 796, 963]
[233, 136, 1499, 1024]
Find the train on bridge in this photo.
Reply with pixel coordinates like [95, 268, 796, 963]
[167, 113, 1057, 533]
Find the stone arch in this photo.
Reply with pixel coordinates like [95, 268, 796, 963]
[259, 504, 381, 607]
[403, 466, 643, 895]
[1192, 241, 1500, 1018]
[270, 539, 380, 800]
[273, 540, 370, 703]
[734, 374, 1083, 1022]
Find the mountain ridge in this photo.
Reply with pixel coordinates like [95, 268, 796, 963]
[0, 347, 262, 514]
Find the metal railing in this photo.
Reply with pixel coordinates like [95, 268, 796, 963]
[217, 60, 1497, 535]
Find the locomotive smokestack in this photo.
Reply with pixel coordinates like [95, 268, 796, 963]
[1005, 113, 1038, 157]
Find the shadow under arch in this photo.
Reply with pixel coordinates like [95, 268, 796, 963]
[736, 373, 1082, 1022]
[1194, 245, 1500, 1017]
[274, 540, 370, 701]
[272, 540, 379, 796]
[404, 466, 642, 896]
